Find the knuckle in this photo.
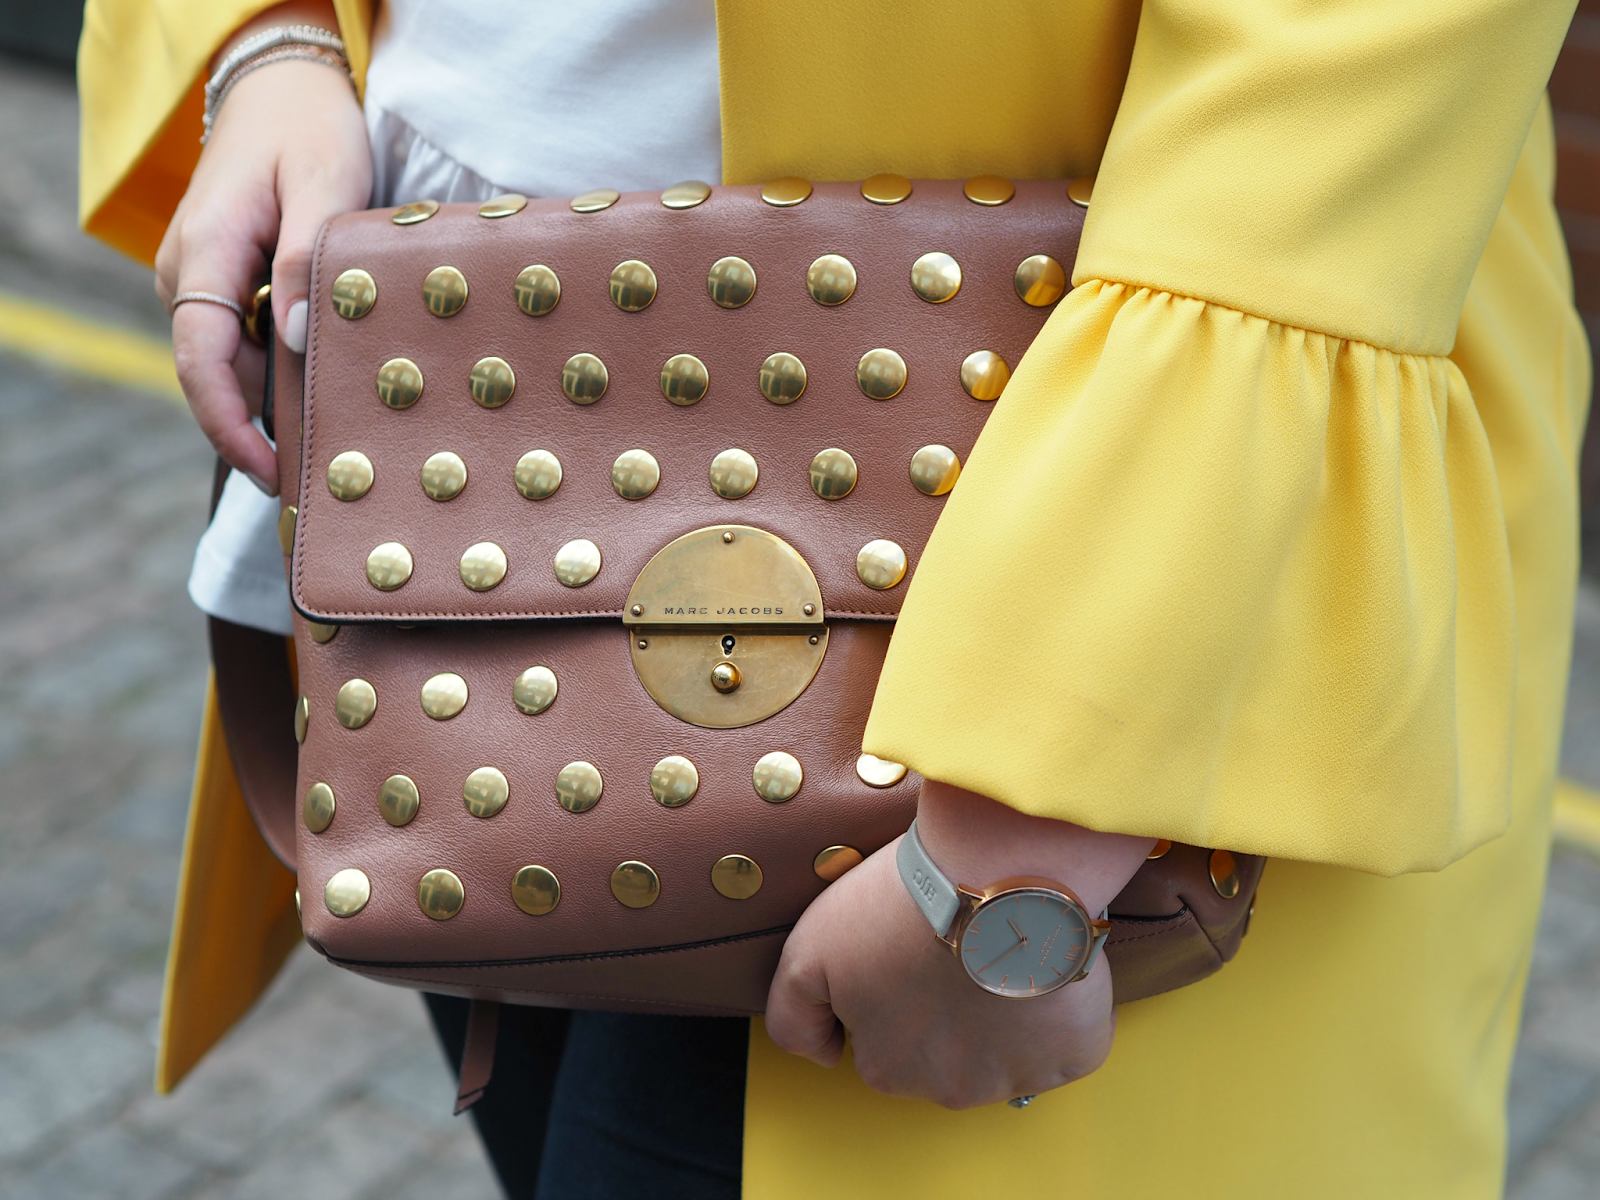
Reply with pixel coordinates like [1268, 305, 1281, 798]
[172, 347, 213, 396]
[851, 1054, 897, 1096]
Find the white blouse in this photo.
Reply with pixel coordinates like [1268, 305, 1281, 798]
[189, 0, 722, 634]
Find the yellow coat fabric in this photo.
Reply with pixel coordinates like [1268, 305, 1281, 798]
[81, 0, 1590, 1195]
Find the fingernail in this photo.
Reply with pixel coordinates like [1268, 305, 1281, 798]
[283, 300, 309, 354]
[246, 470, 280, 497]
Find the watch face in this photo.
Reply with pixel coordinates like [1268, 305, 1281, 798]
[959, 888, 1094, 997]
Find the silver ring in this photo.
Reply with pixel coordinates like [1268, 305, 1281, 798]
[172, 291, 245, 320]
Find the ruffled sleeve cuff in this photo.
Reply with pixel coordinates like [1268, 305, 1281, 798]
[863, 280, 1514, 876]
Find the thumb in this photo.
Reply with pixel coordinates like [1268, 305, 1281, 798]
[272, 174, 369, 351]
[764, 945, 848, 1068]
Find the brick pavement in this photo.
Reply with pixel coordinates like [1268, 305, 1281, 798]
[0, 352, 498, 1199]
[0, 48, 1596, 1200]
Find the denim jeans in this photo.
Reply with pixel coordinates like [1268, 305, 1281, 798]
[425, 995, 747, 1199]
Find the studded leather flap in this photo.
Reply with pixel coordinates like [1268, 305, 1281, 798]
[287, 180, 1083, 624]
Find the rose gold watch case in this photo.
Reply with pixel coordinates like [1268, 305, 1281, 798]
[945, 875, 1111, 998]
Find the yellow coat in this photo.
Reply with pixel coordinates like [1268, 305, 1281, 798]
[81, 1, 1589, 1195]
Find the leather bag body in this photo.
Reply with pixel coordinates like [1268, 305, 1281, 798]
[253, 179, 1262, 1015]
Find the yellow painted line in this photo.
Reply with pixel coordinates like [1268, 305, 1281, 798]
[1554, 778, 1600, 858]
[0, 291, 182, 402]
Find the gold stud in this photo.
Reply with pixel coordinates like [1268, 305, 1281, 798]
[557, 761, 603, 813]
[711, 854, 763, 899]
[366, 542, 413, 590]
[463, 766, 509, 818]
[1014, 255, 1067, 307]
[324, 868, 370, 917]
[909, 444, 962, 496]
[380, 774, 420, 826]
[553, 539, 601, 587]
[335, 678, 377, 728]
[758, 352, 806, 405]
[561, 353, 608, 405]
[479, 192, 527, 218]
[417, 868, 465, 920]
[331, 268, 377, 319]
[514, 264, 561, 317]
[809, 448, 858, 500]
[515, 449, 563, 499]
[963, 175, 1015, 206]
[650, 756, 700, 807]
[469, 356, 515, 408]
[609, 260, 657, 312]
[308, 621, 339, 644]
[662, 180, 712, 209]
[611, 861, 660, 908]
[377, 357, 424, 409]
[326, 450, 374, 501]
[513, 665, 558, 714]
[910, 252, 962, 303]
[612, 449, 661, 499]
[814, 845, 864, 882]
[711, 661, 741, 692]
[861, 173, 912, 205]
[1209, 849, 1241, 899]
[459, 541, 508, 591]
[753, 751, 802, 803]
[709, 449, 758, 499]
[422, 265, 468, 317]
[856, 539, 908, 589]
[960, 350, 1011, 401]
[855, 753, 908, 788]
[512, 865, 561, 915]
[806, 254, 856, 306]
[1147, 839, 1172, 860]
[277, 506, 296, 554]
[660, 354, 709, 406]
[571, 187, 620, 213]
[303, 782, 335, 833]
[294, 695, 309, 744]
[706, 256, 756, 308]
[760, 177, 812, 206]
[857, 348, 907, 400]
[1067, 175, 1094, 207]
[420, 671, 468, 720]
[420, 451, 467, 501]
[392, 199, 439, 225]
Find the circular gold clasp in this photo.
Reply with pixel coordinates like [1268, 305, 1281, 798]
[623, 526, 827, 728]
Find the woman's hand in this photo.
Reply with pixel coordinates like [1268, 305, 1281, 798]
[764, 780, 1153, 1109]
[154, 5, 370, 495]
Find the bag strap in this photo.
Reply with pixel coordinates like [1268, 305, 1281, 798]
[454, 999, 501, 1113]
[208, 613, 299, 869]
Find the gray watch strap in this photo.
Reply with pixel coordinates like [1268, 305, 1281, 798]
[897, 820, 961, 938]
[897, 819, 1112, 975]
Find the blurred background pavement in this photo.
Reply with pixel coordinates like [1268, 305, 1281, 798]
[0, 10, 1598, 1200]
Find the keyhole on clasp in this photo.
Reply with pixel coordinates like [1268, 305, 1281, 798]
[721, 635, 736, 655]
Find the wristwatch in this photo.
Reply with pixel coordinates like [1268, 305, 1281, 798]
[896, 820, 1111, 998]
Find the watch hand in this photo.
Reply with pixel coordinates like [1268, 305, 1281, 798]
[974, 937, 1025, 976]
[1006, 917, 1027, 943]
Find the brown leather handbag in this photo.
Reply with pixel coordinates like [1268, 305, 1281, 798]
[224, 176, 1263, 1033]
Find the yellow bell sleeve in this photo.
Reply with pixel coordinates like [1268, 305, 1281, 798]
[77, 0, 374, 265]
[863, 0, 1579, 876]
